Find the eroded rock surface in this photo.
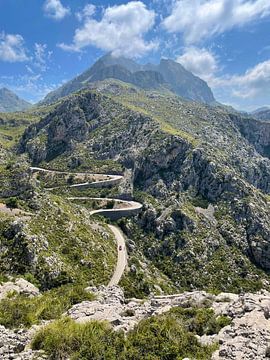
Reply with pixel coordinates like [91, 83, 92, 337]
[0, 325, 46, 360]
[0, 278, 39, 300]
[67, 286, 270, 359]
[212, 291, 270, 359]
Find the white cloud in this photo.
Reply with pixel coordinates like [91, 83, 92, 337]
[59, 1, 157, 58]
[34, 43, 52, 71]
[43, 0, 70, 20]
[76, 4, 96, 21]
[176, 47, 219, 82]
[175, 46, 270, 108]
[228, 59, 270, 98]
[0, 33, 28, 62]
[163, 0, 270, 44]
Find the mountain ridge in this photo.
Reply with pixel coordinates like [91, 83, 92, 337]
[41, 54, 216, 105]
[0, 87, 31, 113]
[251, 107, 270, 122]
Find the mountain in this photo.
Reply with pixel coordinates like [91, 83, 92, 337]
[0, 87, 31, 113]
[1, 78, 270, 358]
[41, 54, 216, 105]
[19, 80, 270, 293]
[144, 58, 215, 104]
[251, 106, 270, 122]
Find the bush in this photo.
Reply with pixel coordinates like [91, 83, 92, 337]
[170, 307, 231, 336]
[191, 195, 209, 209]
[121, 309, 135, 317]
[6, 197, 18, 209]
[0, 284, 95, 328]
[125, 314, 217, 360]
[32, 317, 125, 360]
[67, 175, 75, 185]
[106, 200, 115, 209]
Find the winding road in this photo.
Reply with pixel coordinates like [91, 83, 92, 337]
[29, 167, 142, 286]
[30, 166, 123, 188]
[107, 225, 128, 286]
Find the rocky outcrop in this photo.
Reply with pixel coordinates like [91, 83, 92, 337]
[0, 326, 46, 359]
[2, 285, 270, 359]
[19, 91, 117, 164]
[0, 278, 39, 300]
[67, 286, 270, 359]
[212, 292, 270, 359]
[67, 285, 214, 332]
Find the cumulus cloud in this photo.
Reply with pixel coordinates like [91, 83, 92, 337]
[176, 47, 270, 107]
[228, 59, 270, 98]
[176, 47, 219, 82]
[0, 32, 29, 62]
[59, 1, 157, 58]
[43, 0, 70, 20]
[163, 0, 270, 44]
[76, 4, 96, 22]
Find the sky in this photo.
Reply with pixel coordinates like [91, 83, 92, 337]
[0, 0, 270, 111]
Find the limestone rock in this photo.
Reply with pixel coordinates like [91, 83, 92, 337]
[0, 325, 46, 360]
[0, 278, 39, 300]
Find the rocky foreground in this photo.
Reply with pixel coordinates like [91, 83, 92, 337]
[1, 281, 270, 359]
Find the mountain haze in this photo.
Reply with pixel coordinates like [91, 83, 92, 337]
[42, 54, 216, 105]
[0, 88, 31, 113]
[252, 107, 270, 122]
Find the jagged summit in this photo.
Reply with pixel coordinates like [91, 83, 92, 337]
[41, 53, 216, 105]
[0, 87, 31, 113]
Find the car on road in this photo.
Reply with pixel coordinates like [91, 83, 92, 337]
[119, 245, 122, 251]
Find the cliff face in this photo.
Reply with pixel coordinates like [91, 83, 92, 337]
[232, 114, 270, 157]
[19, 82, 270, 293]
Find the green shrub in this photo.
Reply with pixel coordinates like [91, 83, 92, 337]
[191, 195, 209, 209]
[125, 313, 217, 360]
[0, 284, 95, 328]
[32, 317, 125, 360]
[121, 309, 135, 317]
[67, 175, 75, 185]
[216, 315, 232, 328]
[170, 307, 231, 336]
[106, 200, 115, 209]
[6, 197, 18, 209]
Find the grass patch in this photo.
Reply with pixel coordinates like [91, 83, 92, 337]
[32, 317, 125, 360]
[0, 283, 95, 329]
[32, 305, 223, 359]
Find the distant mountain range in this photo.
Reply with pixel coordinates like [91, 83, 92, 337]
[251, 107, 270, 122]
[42, 54, 216, 105]
[0, 88, 31, 113]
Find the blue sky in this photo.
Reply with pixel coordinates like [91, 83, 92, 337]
[0, 0, 270, 110]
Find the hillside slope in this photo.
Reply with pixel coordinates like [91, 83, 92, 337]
[19, 80, 270, 295]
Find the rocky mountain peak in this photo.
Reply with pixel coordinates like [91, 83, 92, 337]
[41, 53, 216, 105]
